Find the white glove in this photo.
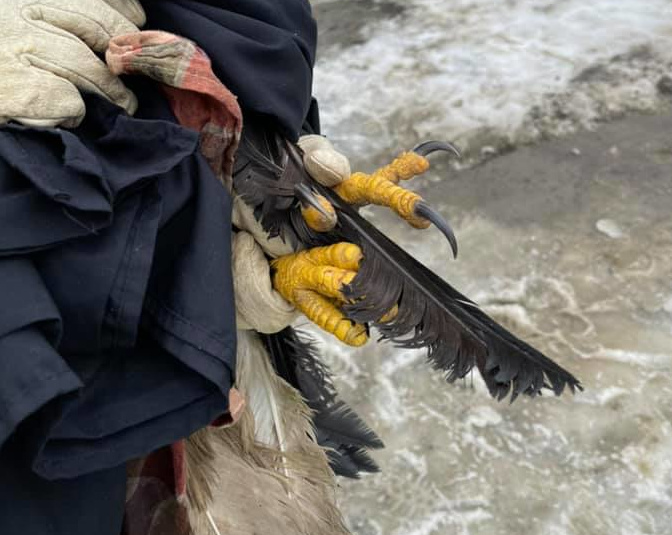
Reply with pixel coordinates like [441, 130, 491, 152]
[298, 134, 351, 187]
[0, 0, 146, 128]
[232, 231, 298, 333]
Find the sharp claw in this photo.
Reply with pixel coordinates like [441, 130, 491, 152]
[414, 201, 458, 258]
[413, 140, 461, 159]
[294, 183, 331, 219]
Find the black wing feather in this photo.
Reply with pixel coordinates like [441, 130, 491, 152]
[314, 185, 582, 400]
[262, 327, 384, 478]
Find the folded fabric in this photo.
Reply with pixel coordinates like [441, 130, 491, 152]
[140, 0, 317, 140]
[0, 436, 128, 535]
[107, 32, 247, 535]
[0, 80, 237, 535]
[107, 31, 299, 337]
[0, 101, 196, 255]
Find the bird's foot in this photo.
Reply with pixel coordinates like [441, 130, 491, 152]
[271, 242, 394, 346]
[333, 141, 461, 257]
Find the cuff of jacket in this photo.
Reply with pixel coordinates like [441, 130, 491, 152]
[0, 327, 82, 450]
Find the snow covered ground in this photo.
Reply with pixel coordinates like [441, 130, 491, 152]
[308, 2, 672, 534]
[313, 0, 672, 163]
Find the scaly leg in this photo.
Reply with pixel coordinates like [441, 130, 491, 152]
[272, 242, 394, 347]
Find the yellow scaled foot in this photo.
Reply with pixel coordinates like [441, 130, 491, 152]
[296, 140, 459, 256]
[333, 152, 431, 229]
[271, 243, 369, 346]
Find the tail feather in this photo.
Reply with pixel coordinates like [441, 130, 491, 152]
[312, 401, 384, 450]
[324, 445, 381, 479]
[263, 328, 384, 478]
[202, 330, 350, 535]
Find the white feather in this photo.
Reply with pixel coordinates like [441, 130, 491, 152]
[192, 330, 349, 534]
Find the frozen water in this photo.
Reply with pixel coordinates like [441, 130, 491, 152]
[596, 219, 625, 239]
[313, 0, 672, 165]
[307, 3, 672, 526]
[303, 114, 672, 533]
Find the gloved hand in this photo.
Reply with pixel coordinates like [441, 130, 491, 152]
[234, 135, 453, 347]
[232, 231, 298, 333]
[228, 137, 352, 336]
[0, 0, 145, 127]
[298, 134, 351, 188]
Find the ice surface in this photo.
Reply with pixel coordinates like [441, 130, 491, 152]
[313, 0, 672, 165]
[308, 2, 672, 534]
[306, 19, 672, 524]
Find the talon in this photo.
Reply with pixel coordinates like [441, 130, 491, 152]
[412, 140, 461, 158]
[413, 201, 458, 258]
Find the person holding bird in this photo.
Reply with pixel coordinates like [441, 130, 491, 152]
[0, 1, 580, 534]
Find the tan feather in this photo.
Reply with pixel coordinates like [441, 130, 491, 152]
[185, 330, 350, 535]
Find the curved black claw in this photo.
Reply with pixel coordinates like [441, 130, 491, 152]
[413, 140, 461, 159]
[294, 183, 332, 219]
[414, 201, 458, 258]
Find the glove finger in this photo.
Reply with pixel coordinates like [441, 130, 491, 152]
[232, 231, 297, 333]
[28, 3, 139, 53]
[298, 135, 351, 187]
[103, 0, 146, 27]
[232, 196, 296, 258]
[30, 37, 137, 114]
[0, 66, 85, 127]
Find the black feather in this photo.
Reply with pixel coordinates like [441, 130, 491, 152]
[315, 189, 582, 399]
[323, 445, 381, 479]
[233, 118, 321, 249]
[262, 327, 384, 478]
[312, 401, 385, 450]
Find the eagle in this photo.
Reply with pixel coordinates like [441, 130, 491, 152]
[234, 116, 582, 403]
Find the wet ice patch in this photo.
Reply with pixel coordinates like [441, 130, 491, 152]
[380, 348, 424, 377]
[663, 296, 672, 315]
[306, 14, 672, 529]
[593, 348, 672, 369]
[314, 0, 672, 162]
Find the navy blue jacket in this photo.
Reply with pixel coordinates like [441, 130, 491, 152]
[0, 86, 236, 535]
[0, 1, 318, 533]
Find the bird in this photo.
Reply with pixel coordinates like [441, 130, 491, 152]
[233, 115, 582, 404]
